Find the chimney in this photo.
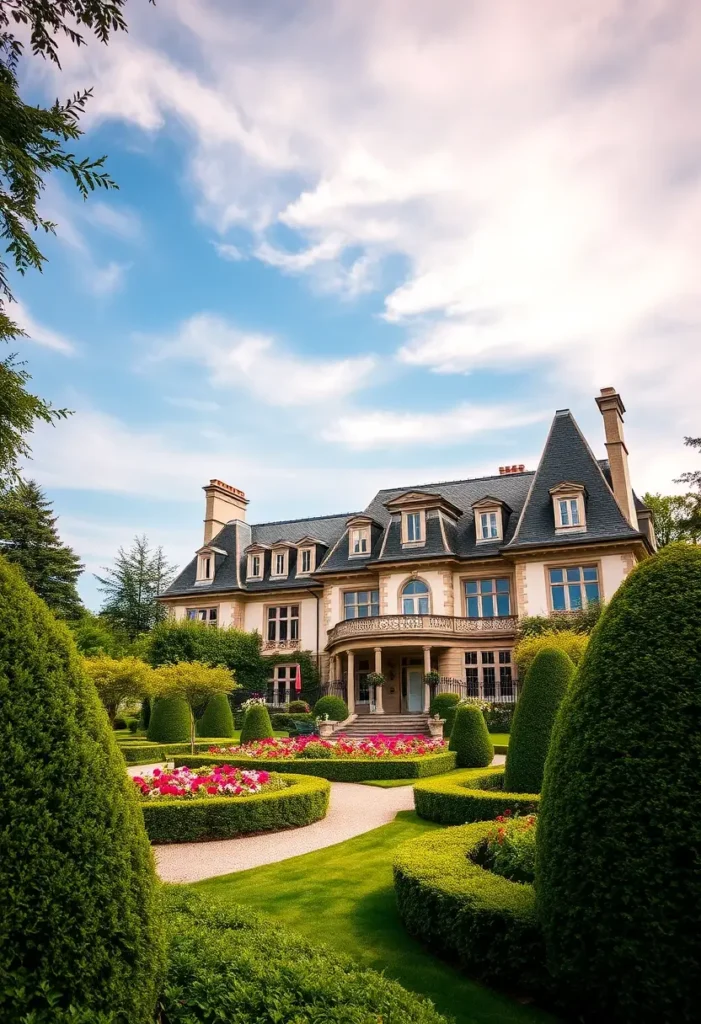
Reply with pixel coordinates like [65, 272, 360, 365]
[595, 387, 638, 529]
[203, 479, 249, 543]
[499, 464, 526, 475]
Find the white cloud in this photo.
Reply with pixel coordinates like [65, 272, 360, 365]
[324, 403, 545, 450]
[213, 241, 244, 261]
[11, 300, 76, 355]
[149, 312, 377, 407]
[90, 261, 131, 296]
[165, 396, 221, 412]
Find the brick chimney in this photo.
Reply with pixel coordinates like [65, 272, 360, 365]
[595, 387, 638, 529]
[499, 464, 526, 475]
[203, 479, 249, 543]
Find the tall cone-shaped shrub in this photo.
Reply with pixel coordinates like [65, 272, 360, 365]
[504, 647, 573, 793]
[448, 703, 493, 767]
[536, 545, 701, 1023]
[198, 691, 235, 737]
[0, 557, 164, 1023]
[240, 703, 274, 743]
[147, 694, 190, 743]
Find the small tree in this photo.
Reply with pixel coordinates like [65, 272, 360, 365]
[514, 630, 588, 676]
[503, 647, 574, 794]
[313, 695, 349, 722]
[448, 704, 493, 768]
[429, 692, 461, 737]
[152, 661, 236, 754]
[198, 691, 235, 738]
[95, 535, 177, 639]
[82, 655, 153, 725]
[240, 703, 274, 744]
[147, 694, 190, 744]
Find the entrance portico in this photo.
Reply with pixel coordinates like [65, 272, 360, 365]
[329, 643, 437, 715]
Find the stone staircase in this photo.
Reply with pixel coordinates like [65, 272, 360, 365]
[337, 713, 431, 738]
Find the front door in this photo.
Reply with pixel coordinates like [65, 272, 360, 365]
[407, 668, 424, 712]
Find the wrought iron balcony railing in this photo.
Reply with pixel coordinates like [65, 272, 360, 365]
[326, 613, 518, 646]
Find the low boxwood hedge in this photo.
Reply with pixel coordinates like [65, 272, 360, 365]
[413, 768, 540, 824]
[140, 773, 329, 843]
[172, 750, 457, 781]
[162, 888, 448, 1023]
[119, 740, 235, 765]
[393, 821, 546, 994]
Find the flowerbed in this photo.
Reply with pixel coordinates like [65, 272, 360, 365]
[479, 811, 537, 884]
[175, 750, 456, 782]
[209, 733, 446, 760]
[133, 764, 283, 800]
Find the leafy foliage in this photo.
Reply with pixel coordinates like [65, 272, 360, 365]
[414, 768, 539, 825]
[96, 535, 176, 638]
[536, 545, 701, 1022]
[642, 491, 698, 546]
[504, 647, 574, 794]
[448, 703, 493, 768]
[177, 752, 457, 782]
[146, 618, 268, 693]
[68, 610, 127, 656]
[429, 691, 461, 737]
[0, 479, 83, 616]
[514, 628, 588, 675]
[313, 694, 349, 721]
[147, 695, 191, 744]
[152, 660, 236, 753]
[674, 436, 701, 540]
[0, 555, 164, 1022]
[483, 813, 537, 884]
[517, 603, 602, 638]
[82, 654, 153, 724]
[240, 702, 274, 744]
[197, 691, 235, 738]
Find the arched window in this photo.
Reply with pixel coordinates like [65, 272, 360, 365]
[401, 579, 430, 614]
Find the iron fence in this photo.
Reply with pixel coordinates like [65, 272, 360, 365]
[429, 676, 519, 705]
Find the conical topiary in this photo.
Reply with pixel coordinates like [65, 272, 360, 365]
[240, 703, 274, 743]
[147, 694, 190, 743]
[536, 545, 701, 1023]
[198, 691, 235, 738]
[139, 694, 151, 730]
[448, 703, 493, 767]
[0, 557, 164, 1023]
[503, 647, 574, 793]
[429, 691, 461, 738]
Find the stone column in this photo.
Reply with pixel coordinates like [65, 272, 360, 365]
[423, 646, 432, 713]
[374, 647, 384, 714]
[330, 654, 338, 680]
[346, 651, 355, 715]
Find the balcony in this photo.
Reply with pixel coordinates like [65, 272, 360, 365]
[262, 638, 301, 653]
[326, 613, 518, 647]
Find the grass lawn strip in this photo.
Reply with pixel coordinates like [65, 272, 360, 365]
[195, 810, 553, 1024]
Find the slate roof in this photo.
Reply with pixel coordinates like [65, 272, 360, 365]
[163, 407, 648, 600]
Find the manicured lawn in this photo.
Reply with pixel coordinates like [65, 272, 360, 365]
[361, 768, 468, 788]
[114, 730, 288, 745]
[195, 810, 553, 1024]
[490, 732, 510, 746]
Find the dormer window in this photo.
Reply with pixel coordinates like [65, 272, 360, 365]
[201, 555, 212, 579]
[248, 553, 262, 579]
[471, 496, 508, 544]
[402, 510, 425, 546]
[271, 548, 289, 578]
[350, 527, 370, 556]
[480, 511, 499, 540]
[195, 547, 216, 583]
[298, 547, 314, 575]
[550, 483, 586, 533]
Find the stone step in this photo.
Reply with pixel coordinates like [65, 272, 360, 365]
[339, 714, 431, 737]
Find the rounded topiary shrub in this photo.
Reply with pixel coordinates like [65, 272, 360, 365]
[536, 545, 701, 1023]
[288, 699, 310, 713]
[240, 703, 274, 743]
[313, 695, 349, 721]
[139, 695, 151, 730]
[298, 741, 335, 759]
[0, 557, 164, 1023]
[197, 691, 235, 738]
[449, 703, 493, 768]
[429, 692, 461, 737]
[503, 647, 574, 794]
[147, 694, 191, 743]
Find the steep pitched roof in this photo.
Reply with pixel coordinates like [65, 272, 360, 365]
[506, 409, 641, 550]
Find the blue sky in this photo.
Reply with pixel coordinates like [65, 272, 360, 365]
[11, 1, 700, 609]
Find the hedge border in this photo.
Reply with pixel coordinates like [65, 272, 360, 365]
[413, 768, 540, 824]
[139, 773, 330, 843]
[393, 821, 547, 994]
[118, 741, 237, 765]
[172, 750, 456, 781]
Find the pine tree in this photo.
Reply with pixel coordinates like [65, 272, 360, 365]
[0, 479, 83, 617]
[95, 535, 176, 638]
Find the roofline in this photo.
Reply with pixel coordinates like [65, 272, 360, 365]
[368, 469, 535, 501]
[251, 511, 359, 528]
[503, 532, 647, 554]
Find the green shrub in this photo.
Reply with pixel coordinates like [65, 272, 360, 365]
[313, 694, 349, 721]
[517, 603, 603, 638]
[271, 712, 314, 730]
[162, 888, 449, 1023]
[197, 691, 235, 738]
[449, 703, 493, 767]
[240, 703, 274, 743]
[139, 695, 151, 730]
[414, 768, 539, 824]
[503, 647, 573, 794]
[297, 740, 335, 759]
[481, 814, 537, 884]
[146, 619, 267, 693]
[0, 557, 164, 1023]
[147, 694, 191, 743]
[483, 701, 514, 732]
[514, 629, 588, 675]
[288, 699, 310, 713]
[537, 544, 701, 1023]
[113, 715, 127, 730]
[429, 692, 461, 736]
[174, 751, 457, 781]
[127, 716, 140, 734]
[140, 774, 330, 843]
[393, 822, 546, 994]
[119, 740, 237, 765]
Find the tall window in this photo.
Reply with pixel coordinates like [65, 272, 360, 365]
[300, 548, 312, 573]
[270, 664, 299, 704]
[480, 511, 499, 540]
[267, 605, 299, 642]
[248, 554, 261, 578]
[350, 528, 369, 555]
[272, 551, 287, 576]
[549, 565, 600, 611]
[187, 607, 218, 626]
[403, 511, 423, 543]
[344, 590, 379, 618]
[402, 579, 430, 614]
[465, 649, 514, 698]
[465, 578, 511, 617]
[558, 498, 581, 527]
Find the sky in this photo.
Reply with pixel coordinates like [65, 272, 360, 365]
[11, 0, 701, 610]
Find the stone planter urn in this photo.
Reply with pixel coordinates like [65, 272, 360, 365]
[428, 717, 445, 739]
[318, 720, 335, 738]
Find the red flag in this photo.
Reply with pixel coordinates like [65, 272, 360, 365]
[293, 663, 302, 692]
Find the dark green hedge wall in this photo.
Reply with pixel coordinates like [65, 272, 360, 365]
[413, 768, 540, 824]
[174, 750, 457, 781]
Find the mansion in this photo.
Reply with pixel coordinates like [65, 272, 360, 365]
[160, 387, 656, 716]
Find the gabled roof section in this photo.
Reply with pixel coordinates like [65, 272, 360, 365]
[384, 490, 463, 519]
[472, 495, 512, 513]
[506, 409, 641, 550]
